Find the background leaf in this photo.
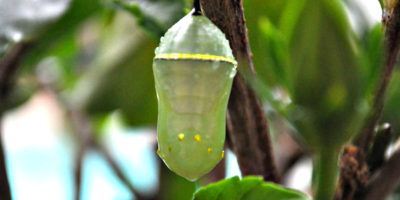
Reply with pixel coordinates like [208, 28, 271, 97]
[20, 0, 103, 69]
[0, 0, 71, 54]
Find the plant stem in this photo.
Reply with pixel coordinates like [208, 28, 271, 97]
[355, 0, 400, 153]
[192, 0, 201, 15]
[314, 149, 339, 200]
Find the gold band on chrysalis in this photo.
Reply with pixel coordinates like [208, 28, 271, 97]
[154, 53, 237, 65]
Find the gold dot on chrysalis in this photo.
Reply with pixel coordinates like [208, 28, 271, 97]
[157, 149, 160, 154]
[168, 146, 172, 152]
[194, 134, 201, 142]
[207, 148, 211, 154]
[178, 133, 185, 141]
[221, 151, 225, 159]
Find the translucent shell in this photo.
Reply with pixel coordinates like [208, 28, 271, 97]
[153, 11, 237, 181]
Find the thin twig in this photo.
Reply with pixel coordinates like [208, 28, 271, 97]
[201, 0, 280, 182]
[355, 0, 400, 153]
[361, 149, 400, 200]
[92, 141, 152, 200]
[337, 2, 400, 199]
[41, 84, 150, 200]
[69, 108, 151, 200]
[0, 42, 34, 200]
[73, 140, 85, 200]
[69, 109, 92, 200]
[0, 43, 32, 101]
[69, 108, 150, 200]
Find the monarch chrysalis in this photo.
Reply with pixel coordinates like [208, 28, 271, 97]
[153, 6, 237, 181]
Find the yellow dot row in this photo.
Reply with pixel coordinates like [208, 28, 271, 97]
[157, 133, 224, 158]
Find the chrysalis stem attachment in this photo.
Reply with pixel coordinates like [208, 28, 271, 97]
[154, 53, 237, 65]
[193, 0, 202, 16]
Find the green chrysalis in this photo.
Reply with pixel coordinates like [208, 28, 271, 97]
[153, 8, 237, 181]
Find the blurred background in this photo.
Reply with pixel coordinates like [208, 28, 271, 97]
[1, 0, 396, 199]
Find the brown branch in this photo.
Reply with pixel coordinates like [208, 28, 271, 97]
[0, 42, 34, 200]
[201, 0, 279, 182]
[336, 146, 369, 200]
[361, 149, 400, 200]
[355, 0, 400, 153]
[0, 43, 32, 101]
[68, 108, 151, 200]
[69, 109, 92, 200]
[226, 76, 268, 177]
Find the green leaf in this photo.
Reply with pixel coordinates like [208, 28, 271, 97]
[242, 183, 310, 200]
[243, 0, 291, 87]
[278, 0, 307, 42]
[258, 17, 291, 93]
[193, 176, 310, 200]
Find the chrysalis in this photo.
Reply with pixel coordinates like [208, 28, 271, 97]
[153, 5, 237, 181]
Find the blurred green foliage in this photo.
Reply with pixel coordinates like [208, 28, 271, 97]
[243, 0, 384, 199]
[22, 0, 103, 69]
[70, 16, 159, 126]
[244, 0, 382, 151]
[383, 71, 400, 137]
